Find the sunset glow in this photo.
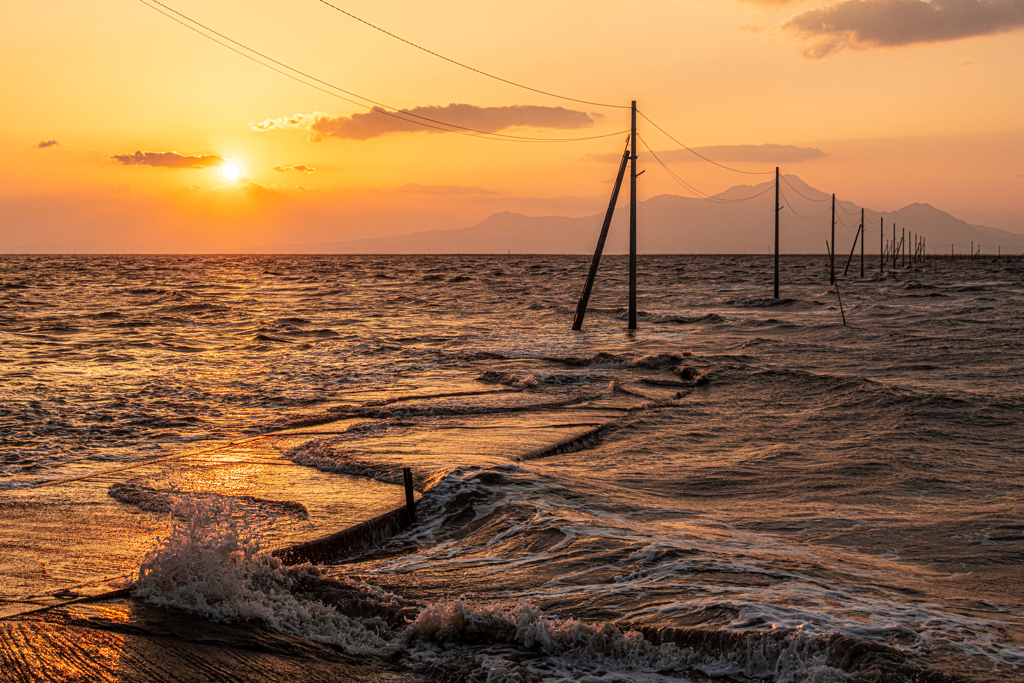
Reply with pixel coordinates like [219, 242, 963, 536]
[2, 0, 1022, 252]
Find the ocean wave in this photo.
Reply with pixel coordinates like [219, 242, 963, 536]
[132, 496, 401, 655]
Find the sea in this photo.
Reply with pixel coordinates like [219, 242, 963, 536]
[1, 253, 1022, 682]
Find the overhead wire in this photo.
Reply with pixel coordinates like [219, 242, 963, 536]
[781, 175, 831, 202]
[836, 211, 861, 229]
[139, 0, 628, 143]
[835, 200, 860, 216]
[779, 188, 832, 221]
[318, 0, 629, 109]
[635, 111, 775, 176]
[639, 136, 775, 204]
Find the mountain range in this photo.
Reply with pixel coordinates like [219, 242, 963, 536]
[291, 175, 1024, 256]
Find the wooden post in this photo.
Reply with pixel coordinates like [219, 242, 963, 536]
[860, 208, 865, 277]
[830, 194, 836, 285]
[403, 467, 416, 524]
[573, 137, 631, 330]
[774, 167, 780, 299]
[628, 100, 637, 330]
[902, 227, 906, 267]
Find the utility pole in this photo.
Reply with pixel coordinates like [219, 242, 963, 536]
[774, 167, 780, 299]
[902, 227, 906, 267]
[880, 217, 884, 273]
[830, 194, 836, 284]
[628, 100, 637, 330]
[860, 208, 865, 277]
[893, 222, 897, 268]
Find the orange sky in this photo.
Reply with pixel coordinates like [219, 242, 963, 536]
[3, 0, 1023, 252]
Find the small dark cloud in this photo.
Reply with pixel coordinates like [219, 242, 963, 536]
[111, 150, 225, 169]
[34, 140, 61, 149]
[397, 183, 498, 196]
[582, 143, 824, 164]
[272, 164, 316, 173]
[254, 104, 597, 142]
[784, 0, 1024, 59]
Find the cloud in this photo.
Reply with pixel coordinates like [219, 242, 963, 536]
[253, 104, 597, 141]
[272, 164, 316, 173]
[783, 0, 1024, 58]
[582, 143, 824, 164]
[397, 183, 498, 196]
[111, 150, 225, 169]
[250, 113, 319, 132]
[34, 140, 61, 149]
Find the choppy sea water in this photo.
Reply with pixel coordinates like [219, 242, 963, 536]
[2, 253, 1023, 682]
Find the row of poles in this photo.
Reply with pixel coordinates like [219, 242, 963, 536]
[572, 106, 1012, 330]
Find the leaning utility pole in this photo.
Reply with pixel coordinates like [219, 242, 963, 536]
[628, 101, 637, 330]
[572, 136, 631, 331]
[774, 167, 780, 299]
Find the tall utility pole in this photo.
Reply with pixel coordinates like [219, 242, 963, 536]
[830, 194, 836, 284]
[880, 217, 884, 273]
[774, 167, 780, 299]
[902, 227, 906, 267]
[628, 101, 637, 330]
[860, 208, 865, 277]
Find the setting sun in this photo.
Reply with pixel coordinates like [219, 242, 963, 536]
[221, 162, 240, 181]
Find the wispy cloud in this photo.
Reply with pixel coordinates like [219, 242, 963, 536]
[272, 164, 316, 173]
[250, 113, 319, 132]
[253, 104, 597, 141]
[111, 150, 225, 169]
[582, 143, 824, 164]
[784, 0, 1024, 58]
[34, 140, 61, 149]
[397, 183, 498, 196]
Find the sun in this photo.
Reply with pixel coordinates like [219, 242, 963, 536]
[221, 162, 241, 181]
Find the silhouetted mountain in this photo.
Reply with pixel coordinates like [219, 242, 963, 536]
[295, 175, 1024, 255]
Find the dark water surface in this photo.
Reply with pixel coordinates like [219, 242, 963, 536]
[2, 254, 1022, 682]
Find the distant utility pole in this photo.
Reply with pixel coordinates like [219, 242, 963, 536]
[628, 101, 637, 330]
[830, 194, 836, 285]
[860, 208, 865, 277]
[774, 167, 780, 299]
[880, 217, 884, 273]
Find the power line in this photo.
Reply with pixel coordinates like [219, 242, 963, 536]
[636, 111, 775, 176]
[639, 136, 775, 203]
[780, 174, 830, 202]
[835, 200, 860, 216]
[782, 187, 831, 219]
[317, 0, 629, 110]
[836, 211, 860, 229]
[140, 0, 628, 144]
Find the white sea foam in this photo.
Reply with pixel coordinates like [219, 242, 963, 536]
[132, 496, 396, 655]
[406, 598, 855, 683]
